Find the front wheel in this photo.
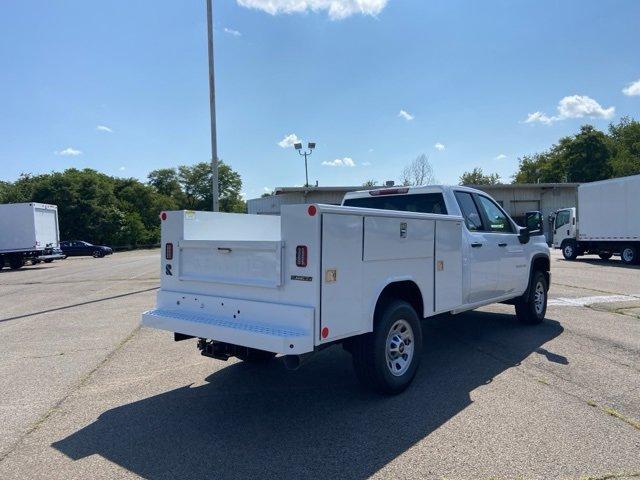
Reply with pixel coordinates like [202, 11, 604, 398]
[621, 246, 638, 265]
[562, 241, 578, 260]
[92, 250, 104, 258]
[9, 256, 24, 270]
[352, 300, 422, 394]
[515, 271, 548, 325]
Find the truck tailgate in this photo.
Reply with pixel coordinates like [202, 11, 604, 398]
[178, 239, 282, 288]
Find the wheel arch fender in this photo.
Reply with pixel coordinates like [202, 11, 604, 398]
[368, 277, 425, 332]
[525, 253, 550, 298]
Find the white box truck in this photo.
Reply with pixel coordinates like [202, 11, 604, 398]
[0, 202, 65, 270]
[142, 186, 550, 393]
[553, 175, 640, 264]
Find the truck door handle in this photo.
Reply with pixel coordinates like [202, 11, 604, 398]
[471, 242, 483, 248]
[498, 243, 507, 247]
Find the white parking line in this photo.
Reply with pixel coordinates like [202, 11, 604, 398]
[548, 295, 639, 306]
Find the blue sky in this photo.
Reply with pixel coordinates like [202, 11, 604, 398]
[1, 0, 639, 199]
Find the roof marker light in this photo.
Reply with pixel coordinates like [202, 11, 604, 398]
[369, 188, 409, 196]
[307, 205, 317, 216]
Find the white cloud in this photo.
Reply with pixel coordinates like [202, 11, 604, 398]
[224, 27, 242, 37]
[236, 0, 388, 20]
[622, 79, 640, 96]
[96, 125, 113, 133]
[524, 111, 554, 125]
[361, 161, 372, 166]
[398, 109, 414, 121]
[495, 154, 507, 160]
[278, 133, 301, 148]
[55, 147, 82, 156]
[524, 95, 614, 124]
[322, 157, 355, 167]
[434, 142, 445, 151]
[119, 166, 126, 171]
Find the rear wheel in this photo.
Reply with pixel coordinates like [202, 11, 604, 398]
[562, 241, 578, 260]
[515, 270, 547, 325]
[9, 256, 24, 270]
[598, 252, 612, 260]
[235, 348, 276, 364]
[352, 300, 422, 394]
[621, 246, 638, 265]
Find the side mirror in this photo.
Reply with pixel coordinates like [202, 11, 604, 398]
[518, 226, 530, 244]
[525, 211, 543, 236]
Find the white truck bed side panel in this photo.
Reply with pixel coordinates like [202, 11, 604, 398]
[435, 219, 463, 313]
[578, 175, 640, 240]
[320, 213, 364, 341]
[363, 216, 434, 261]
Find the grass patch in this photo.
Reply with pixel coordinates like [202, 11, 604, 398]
[585, 400, 640, 431]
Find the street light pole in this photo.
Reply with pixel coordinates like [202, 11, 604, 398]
[206, 0, 219, 212]
[294, 142, 316, 187]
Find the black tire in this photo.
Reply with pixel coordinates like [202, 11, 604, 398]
[0, 258, 4, 271]
[93, 250, 104, 258]
[620, 246, 638, 265]
[9, 256, 24, 270]
[235, 348, 276, 364]
[598, 253, 612, 260]
[515, 270, 548, 325]
[352, 300, 422, 395]
[44, 259, 54, 263]
[562, 240, 578, 260]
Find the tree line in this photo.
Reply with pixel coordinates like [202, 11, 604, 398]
[460, 117, 640, 185]
[0, 161, 245, 248]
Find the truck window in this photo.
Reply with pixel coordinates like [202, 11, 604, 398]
[476, 195, 514, 233]
[343, 193, 448, 214]
[555, 210, 570, 229]
[454, 192, 483, 231]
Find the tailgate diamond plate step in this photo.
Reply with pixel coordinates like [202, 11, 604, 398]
[145, 309, 307, 338]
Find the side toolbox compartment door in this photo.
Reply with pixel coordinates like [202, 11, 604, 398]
[435, 220, 463, 313]
[320, 213, 363, 342]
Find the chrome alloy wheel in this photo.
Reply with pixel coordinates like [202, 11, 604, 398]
[622, 247, 635, 264]
[386, 319, 415, 377]
[534, 281, 546, 315]
[563, 244, 574, 258]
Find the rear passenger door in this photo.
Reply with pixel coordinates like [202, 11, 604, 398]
[454, 191, 500, 304]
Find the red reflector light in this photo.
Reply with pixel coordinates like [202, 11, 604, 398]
[321, 327, 329, 339]
[369, 188, 409, 196]
[307, 205, 317, 216]
[165, 243, 173, 260]
[296, 245, 308, 267]
[160, 212, 167, 221]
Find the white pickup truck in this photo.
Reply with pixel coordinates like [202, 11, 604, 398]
[142, 185, 550, 393]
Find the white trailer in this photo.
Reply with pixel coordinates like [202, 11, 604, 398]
[142, 186, 550, 393]
[553, 175, 640, 264]
[0, 202, 65, 270]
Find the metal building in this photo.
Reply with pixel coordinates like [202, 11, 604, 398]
[247, 183, 579, 243]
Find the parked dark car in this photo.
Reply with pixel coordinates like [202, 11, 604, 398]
[60, 241, 113, 258]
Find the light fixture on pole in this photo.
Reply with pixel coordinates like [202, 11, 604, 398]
[295, 142, 316, 187]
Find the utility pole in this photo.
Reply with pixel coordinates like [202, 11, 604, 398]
[206, 0, 219, 211]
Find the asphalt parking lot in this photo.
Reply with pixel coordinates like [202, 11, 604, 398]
[0, 249, 639, 479]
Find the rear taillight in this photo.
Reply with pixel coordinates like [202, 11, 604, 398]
[165, 242, 173, 260]
[296, 245, 308, 267]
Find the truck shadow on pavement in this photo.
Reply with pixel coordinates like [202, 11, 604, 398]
[53, 311, 564, 480]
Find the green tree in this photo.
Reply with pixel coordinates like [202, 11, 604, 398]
[608, 117, 640, 177]
[362, 179, 378, 187]
[177, 161, 245, 212]
[459, 168, 501, 185]
[148, 168, 183, 199]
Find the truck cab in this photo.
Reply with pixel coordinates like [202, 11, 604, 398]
[552, 208, 577, 250]
[142, 185, 550, 394]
